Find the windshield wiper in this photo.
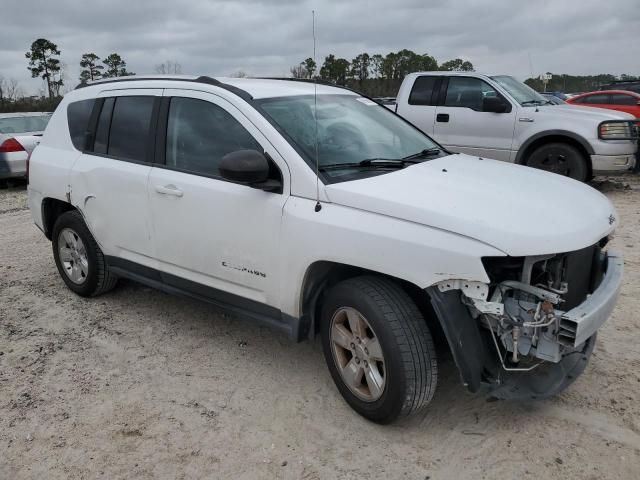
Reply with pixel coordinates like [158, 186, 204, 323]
[402, 147, 442, 161]
[319, 159, 407, 171]
[521, 100, 546, 106]
[319, 150, 442, 171]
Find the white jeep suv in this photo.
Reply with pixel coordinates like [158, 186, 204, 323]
[395, 72, 638, 181]
[28, 76, 623, 423]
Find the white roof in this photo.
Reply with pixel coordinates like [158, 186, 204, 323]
[405, 71, 503, 79]
[79, 75, 356, 100]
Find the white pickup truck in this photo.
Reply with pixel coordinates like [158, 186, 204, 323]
[395, 72, 638, 181]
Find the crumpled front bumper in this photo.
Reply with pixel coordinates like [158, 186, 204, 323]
[558, 251, 623, 347]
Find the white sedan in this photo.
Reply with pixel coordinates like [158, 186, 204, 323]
[0, 112, 51, 180]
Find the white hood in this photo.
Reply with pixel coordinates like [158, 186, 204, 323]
[325, 154, 617, 256]
[539, 104, 635, 121]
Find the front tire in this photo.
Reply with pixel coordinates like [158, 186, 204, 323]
[524, 142, 589, 181]
[321, 276, 437, 424]
[52, 210, 117, 297]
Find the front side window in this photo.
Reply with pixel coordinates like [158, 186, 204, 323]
[107, 96, 155, 161]
[257, 94, 441, 182]
[165, 97, 261, 177]
[444, 77, 498, 111]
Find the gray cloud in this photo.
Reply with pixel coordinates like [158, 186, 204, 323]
[1, 0, 638, 95]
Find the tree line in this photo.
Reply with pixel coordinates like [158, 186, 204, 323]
[290, 50, 474, 96]
[2, 39, 639, 113]
[0, 37, 137, 113]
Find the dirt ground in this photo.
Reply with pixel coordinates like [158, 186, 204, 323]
[1, 176, 639, 480]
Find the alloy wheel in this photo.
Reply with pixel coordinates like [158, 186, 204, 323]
[57, 227, 89, 284]
[329, 307, 386, 402]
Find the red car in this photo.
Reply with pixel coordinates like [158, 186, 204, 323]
[566, 90, 640, 118]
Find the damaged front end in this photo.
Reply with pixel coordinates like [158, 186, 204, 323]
[428, 240, 623, 399]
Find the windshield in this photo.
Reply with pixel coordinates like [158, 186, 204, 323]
[0, 115, 51, 134]
[490, 76, 549, 106]
[256, 94, 441, 179]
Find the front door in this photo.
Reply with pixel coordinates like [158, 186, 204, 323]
[433, 76, 516, 162]
[148, 89, 289, 309]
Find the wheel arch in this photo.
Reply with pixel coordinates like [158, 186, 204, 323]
[299, 261, 497, 393]
[42, 197, 76, 240]
[299, 261, 443, 343]
[516, 131, 594, 174]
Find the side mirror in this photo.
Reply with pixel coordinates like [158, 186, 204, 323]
[482, 96, 510, 113]
[219, 149, 281, 192]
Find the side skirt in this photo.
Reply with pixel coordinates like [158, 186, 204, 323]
[105, 256, 305, 341]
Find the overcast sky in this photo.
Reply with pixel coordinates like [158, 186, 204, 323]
[1, 0, 639, 95]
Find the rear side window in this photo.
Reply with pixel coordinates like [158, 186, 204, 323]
[580, 94, 609, 104]
[408, 76, 438, 105]
[610, 94, 637, 106]
[107, 96, 155, 162]
[93, 98, 115, 154]
[67, 99, 94, 150]
[165, 97, 261, 177]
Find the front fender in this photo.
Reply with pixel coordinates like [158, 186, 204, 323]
[279, 196, 505, 317]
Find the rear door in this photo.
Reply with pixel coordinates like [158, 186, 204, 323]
[397, 75, 440, 135]
[69, 89, 161, 268]
[433, 76, 516, 161]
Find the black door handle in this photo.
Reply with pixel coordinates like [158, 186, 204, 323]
[436, 113, 449, 122]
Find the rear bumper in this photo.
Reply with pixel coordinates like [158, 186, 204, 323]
[0, 152, 27, 179]
[559, 251, 623, 347]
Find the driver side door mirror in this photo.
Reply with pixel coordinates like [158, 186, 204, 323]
[482, 96, 511, 113]
[219, 149, 282, 193]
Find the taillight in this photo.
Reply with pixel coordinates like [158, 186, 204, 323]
[0, 138, 26, 153]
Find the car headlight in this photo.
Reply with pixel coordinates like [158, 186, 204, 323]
[598, 121, 636, 140]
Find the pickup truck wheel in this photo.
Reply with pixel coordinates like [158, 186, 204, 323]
[52, 210, 118, 297]
[321, 276, 437, 423]
[525, 142, 588, 181]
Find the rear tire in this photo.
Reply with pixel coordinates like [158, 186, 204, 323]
[52, 210, 117, 297]
[320, 276, 437, 424]
[524, 142, 589, 182]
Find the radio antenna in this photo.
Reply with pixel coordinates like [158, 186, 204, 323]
[312, 10, 322, 212]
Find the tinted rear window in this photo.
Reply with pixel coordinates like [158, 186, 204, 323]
[107, 96, 155, 162]
[67, 100, 94, 150]
[0, 114, 51, 135]
[408, 76, 438, 105]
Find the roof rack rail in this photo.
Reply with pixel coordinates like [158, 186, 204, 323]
[74, 75, 253, 101]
